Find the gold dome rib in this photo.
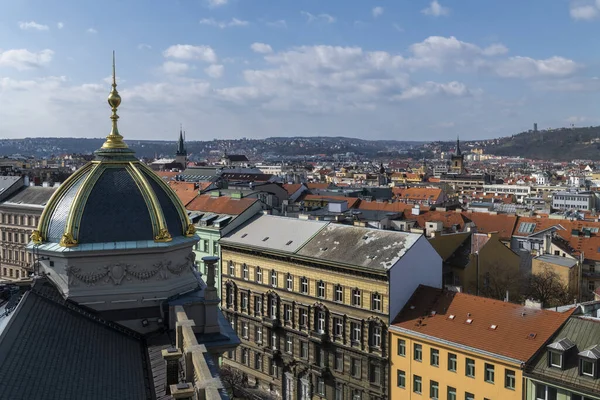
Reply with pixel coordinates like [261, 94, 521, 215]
[128, 162, 172, 242]
[126, 162, 162, 239]
[137, 163, 195, 236]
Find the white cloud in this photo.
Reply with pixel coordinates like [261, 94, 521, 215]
[57, 22, 64, 29]
[207, 0, 227, 7]
[570, 2, 600, 20]
[266, 20, 287, 28]
[421, 0, 450, 17]
[301, 11, 336, 24]
[19, 21, 49, 31]
[205, 64, 224, 78]
[163, 44, 217, 63]
[162, 61, 190, 75]
[494, 56, 579, 78]
[250, 42, 273, 54]
[0, 49, 54, 70]
[86, 28, 98, 34]
[395, 81, 476, 100]
[137, 43, 152, 50]
[372, 7, 384, 18]
[199, 18, 249, 28]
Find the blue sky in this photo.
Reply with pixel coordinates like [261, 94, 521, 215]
[1, 0, 600, 142]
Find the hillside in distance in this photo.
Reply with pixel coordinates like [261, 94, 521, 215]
[482, 126, 600, 161]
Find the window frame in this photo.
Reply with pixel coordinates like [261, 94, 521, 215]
[414, 343, 422, 362]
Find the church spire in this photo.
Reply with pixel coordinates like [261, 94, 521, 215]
[455, 136, 461, 156]
[176, 124, 186, 156]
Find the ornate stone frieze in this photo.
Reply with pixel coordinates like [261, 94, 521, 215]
[64, 252, 196, 286]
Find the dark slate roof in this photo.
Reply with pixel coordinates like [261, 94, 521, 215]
[47, 168, 91, 242]
[0, 281, 152, 400]
[142, 170, 184, 239]
[78, 167, 155, 243]
[2, 186, 57, 207]
[526, 317, 600, 397]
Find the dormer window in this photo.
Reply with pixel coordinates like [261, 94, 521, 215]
[547, 338, 575, 370]
[578, 345, 600, 378]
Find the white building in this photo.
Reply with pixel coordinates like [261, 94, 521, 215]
[552, 190, 597, 211]
[483, 184, 532, 203]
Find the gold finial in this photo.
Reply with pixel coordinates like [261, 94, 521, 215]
[102, 51, 128, 149]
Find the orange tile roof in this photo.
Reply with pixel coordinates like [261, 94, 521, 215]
[168, 181, 199, 207]
[282, 184, 303, 196]
[462, 212, 517, 241]
[394, 187, 443, 202]
[393, 285, 572, 362]
[415, 211, 470, 230]
[186, 194, 258, 215]
[156, 171, 179, 180]
[307, 183, 330, 190]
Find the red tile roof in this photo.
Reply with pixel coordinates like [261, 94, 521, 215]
[393, 285, 572, 362]
[462, 212, 517, 241]
[168, 182, 199, 207]
[393, 187, 443, 202]
[282, 184, 303, 196]
[302, 194, 360, 208]
[156, 171, 179, 181]
[307, 183, 330, 190]
[415, 211, 470, 230]
[186, 194, 258, 215]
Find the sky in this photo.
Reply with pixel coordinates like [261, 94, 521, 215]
[1, 0, 600, 142]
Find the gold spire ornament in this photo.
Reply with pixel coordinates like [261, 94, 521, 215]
[101, 51, 129, 149]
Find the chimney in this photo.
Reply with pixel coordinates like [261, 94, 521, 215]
[161, 347, 183, 395]
[169, 382, 195, 400]
[201, 256, 221, 334]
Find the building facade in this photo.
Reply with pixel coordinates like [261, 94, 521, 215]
[552, 191, 597, 211]
[219, 215, 442, 399]
[0, 185, 56, 282]
[390, 285, 571, 400]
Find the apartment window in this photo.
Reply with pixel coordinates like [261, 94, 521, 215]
[242, 322, 248, 339]
[240, 292, 248, 310]
[335, 384, 342, 400]
[484, 363, 495, 383]
[300, 341, 309, 359]
[549, 351, 562, 368]
[396, 370, 406, 388]
[241, 348, 249, 365]
[202, 239, 209, 252]
[397, 339, 406, 356]
[270, 359, 277, 377]
[351, 288, 361, 307]
[413, 375, 422, 394]
[301, 277, 308, 294]
[299, 308, 308, 328]
[212, 241, 218, 255]
[333, 317, 343, 337]
[225, 285, 234, 308]
[351, 322, 361, 343]
[535, 384, 557, 400]
[256, 266, 262, 283]
[430, 348, 440, 367]
[242, 264, 248, 279]
[316, 347, 325, 367]
[505, 369, 516, 390]
[352, 390, 361, 400]
[270, 331, 278, 350]
[317, 280, 325, 298]
[317, 310, 326, 333]
[465, 393, 474, 400]
[285, 335, 293, 353]
[269, 296, 278, 319]
[414, 343, 422, 362]
[371, 325, 381, 348]
[284, 304, 292, 322]
[580, 358, 595, 377]
[255, 353, 263, 371]
[369, 363, 381, 385]
[447, 387, 457, 400]
[255, 326, 263, 343]
[286, 273, 293, 290]
[254, 295, 262, 316]
[466, 358, 475, 377]
[588, 281, 595, 292]
[334, 284, 343, 302]
[335, 352, 343, 372]
[351, 358, 361, 378]
[317, 378, 325, 396]
[430, 380, 439, 400]
[270, 270, 277, 287]
[228, 261, 235, 276]
[448, 353, 457, 372]
[371, 292, 381, 311]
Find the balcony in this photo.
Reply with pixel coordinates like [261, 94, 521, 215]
[309, 330, 329, 343]
[262, 316, 282, 328]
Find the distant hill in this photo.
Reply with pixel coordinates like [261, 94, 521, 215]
[482, 126, 600, 161]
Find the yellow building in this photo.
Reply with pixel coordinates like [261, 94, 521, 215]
[389, 285, 571, 400]
[532, 254, 580, 297]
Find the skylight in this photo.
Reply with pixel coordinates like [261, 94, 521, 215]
[286, 240, 293, 245]
[465, 319, 473, 324]
[241, 233, 248, 238]
[448, 315, 455, 320]
[490, 324, 497, 330]
[518, 222, 535, 234]
[262, 237, 269, 242]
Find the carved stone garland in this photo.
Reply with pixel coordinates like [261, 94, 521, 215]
[65, 252, 197, 286]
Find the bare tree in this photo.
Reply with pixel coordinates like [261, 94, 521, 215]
[525, 267, 573, 308]
[220, 365, 248, 399]
[479, 260, 525, 303]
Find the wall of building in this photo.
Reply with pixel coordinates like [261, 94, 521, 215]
[390, 330, 523, 400]
[389, 236, 442, 322]
[0, 207, 41, 281]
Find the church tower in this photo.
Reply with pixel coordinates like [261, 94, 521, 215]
[450, 136, 465, 174]
[175, 125, 187, 168]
